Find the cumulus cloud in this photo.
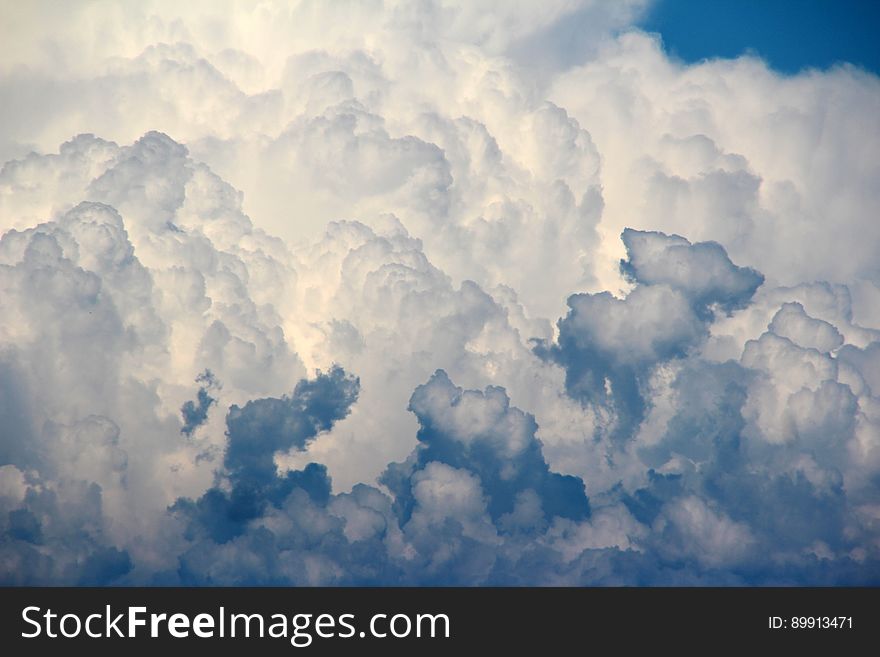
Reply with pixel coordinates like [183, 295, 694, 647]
[1, 1, 879, 585]
[768, 302, 845, 354]
[535, 228, 762, 442]
[173, 369, 598, 585]
[550, 31, 880, 290]
[619, 228, 764, 315]
[181, 370, 219, 437]
[385, 370, 589, 524]
[172, 367, 358, 546]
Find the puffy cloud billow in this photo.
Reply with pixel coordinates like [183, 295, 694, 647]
[535, 228, 764, 442]
[1, 1, 879, 585]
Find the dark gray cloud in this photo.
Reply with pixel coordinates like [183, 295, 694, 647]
[173, 367, 359, 545]
[536, 228, 763, 442]
[1, 479, 133, 585]
[181, 370, 219, 437]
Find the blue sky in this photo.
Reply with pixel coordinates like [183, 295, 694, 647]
[640, 0, 880, 74]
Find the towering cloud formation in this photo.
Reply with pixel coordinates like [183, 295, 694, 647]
[386, 371, 589, 524]
[172, 368, 598, 585]
[1, 1, 879, 584]
[536, 229, 763, 442]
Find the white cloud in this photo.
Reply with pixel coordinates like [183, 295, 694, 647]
[1, 0, 879, 584]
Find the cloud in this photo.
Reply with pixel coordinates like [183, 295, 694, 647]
[768, 302, 845, 353]
[619, 227, 764, 315]
[173, 369, 597, 585]
[0, 132, 314, 582]
[385, 370, 589, 525]
[535, 228, 762, 442]
[550, 31, 880, 290]
[181, 370, 219, 437]
[223, 366, 359, 488]
[173, 367, 358, 547]
[1, 2, 879, 585]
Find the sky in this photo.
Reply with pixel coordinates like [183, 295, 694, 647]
[641, 0, 880, 75]
[0, 0, 879, 585]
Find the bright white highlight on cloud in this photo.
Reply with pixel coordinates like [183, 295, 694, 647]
[0, 0, 878, 584]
